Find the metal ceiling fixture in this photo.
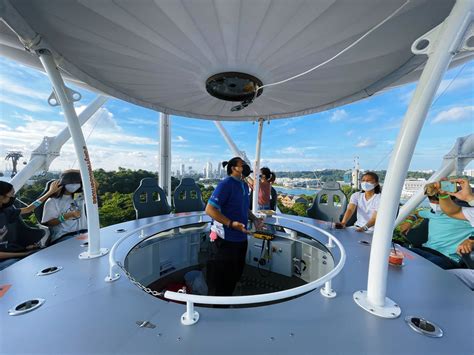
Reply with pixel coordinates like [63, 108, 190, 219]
[205, 72, 263, 111]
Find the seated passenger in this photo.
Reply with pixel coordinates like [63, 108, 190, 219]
[0, 180, 61, 271]
[335, 171, 381, 232]
[41, 170, 87, 243]
[400, 195, 474, 269]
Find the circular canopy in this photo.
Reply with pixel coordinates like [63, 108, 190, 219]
[1, 0, 468, 121]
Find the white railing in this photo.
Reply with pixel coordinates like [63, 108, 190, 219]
[164, 215, 346, 325]
[105, 212, 210, 282]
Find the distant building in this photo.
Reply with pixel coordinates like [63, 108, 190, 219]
[206, 162, 212, 179]
[180, 164, 185, 176]
[463, 169, 474, 177]
[401, 178, 426, 199]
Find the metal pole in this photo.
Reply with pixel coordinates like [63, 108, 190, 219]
[37, 49, 107, 259]
[214, 121, 251, 165]
[252, 118, 264, 213]
[356, 0, 473, 318]
[159, 113, 171, 204]
[11, 95, 108, 192]
[395, 135, 473, 225]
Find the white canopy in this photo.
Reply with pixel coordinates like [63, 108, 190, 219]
[0, 0, 471, 121]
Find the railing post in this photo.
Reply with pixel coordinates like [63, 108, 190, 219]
[181, 301, 199, 325]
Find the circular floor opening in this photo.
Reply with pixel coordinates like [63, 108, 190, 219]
[124, 223, 334, 308]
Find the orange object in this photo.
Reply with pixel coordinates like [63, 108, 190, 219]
[389, 250, 404, 265]
[0, 284, 12, 298]
[76, 233, 88, 240]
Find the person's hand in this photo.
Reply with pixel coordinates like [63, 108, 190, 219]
[442, 178, 474, 202]
[231, 221, 249, 234]
[254, 217, 264, 230]
[456, 239, 474, 255]
[47, 180, 62, 195]
[399, 222, 412, 235]
[355, 227, 364, 232]
[25, 244, 40, 251]
[65, 210, 81, 220]
[334, 222, 346, 229]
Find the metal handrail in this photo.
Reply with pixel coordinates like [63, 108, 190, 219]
[105, 212, 210, 281]
[164, 216, 345, 306]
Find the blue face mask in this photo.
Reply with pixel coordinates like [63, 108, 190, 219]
[361, 182, 375, 191]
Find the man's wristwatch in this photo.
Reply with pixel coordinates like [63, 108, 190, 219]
[363, 225, 369, 231]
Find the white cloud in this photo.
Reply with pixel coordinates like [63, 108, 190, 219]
[287, 127, 296, 134]
[355, 138, 376, 148]
[0, 95, 52, 113]
[329, 109, 348, 122]
[346, 130, 354, 136]
[173, 135, 187, 142]
[0, 76, 49, 101]
[432, 106, 473, 124]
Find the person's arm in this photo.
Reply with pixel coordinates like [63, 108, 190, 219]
[356, 211, 377, 232]
[44, 210, 81, 227]
[20, 180, 62, 215]
[438, 178, 473, 221]
[0, 249, 35, 260]
[205, 204, 247, 233]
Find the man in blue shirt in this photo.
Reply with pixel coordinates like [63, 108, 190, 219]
[400, 195, 474, 269]
[206, 157, 262, 296]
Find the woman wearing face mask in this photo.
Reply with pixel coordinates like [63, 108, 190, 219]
[336, 171, 381, 232]
[205, 157, 263, 296]
[0, 180, 61, 270]
[399, 194, 474, 269]
[41, 170, 88, 243]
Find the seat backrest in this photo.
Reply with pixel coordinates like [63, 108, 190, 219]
[173, 178, 205, 213]
[405, 218, 429, 247]
[132, 178, 171, 219]
[34, 179, 55, 225]
[307, 181, 348, 222]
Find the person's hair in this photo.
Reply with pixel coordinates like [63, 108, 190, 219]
[361, 171, 381, 194]
[54, 169, 83, 198]
[428, 195, 439, 202]
[0, 181, 13, 197]
[260, 167, 271, 180]
[269, 172, 276, 183]
[222, 157, 243, 176]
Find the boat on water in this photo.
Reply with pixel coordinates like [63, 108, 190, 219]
[1, 1, 473, 354]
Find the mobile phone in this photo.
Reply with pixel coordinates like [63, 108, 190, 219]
[440, 180, 456, 193]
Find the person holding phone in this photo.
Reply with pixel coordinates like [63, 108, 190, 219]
[42, 170, 88, 243]
[434, 178, 474, 227]
[205, 157, 263, 296]
[0, 180, 61, 270]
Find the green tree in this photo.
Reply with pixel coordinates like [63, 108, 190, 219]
[99, 192, 135, 227]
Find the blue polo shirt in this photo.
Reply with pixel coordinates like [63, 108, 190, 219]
[420, 209, 474, 262]
[208, 176, 249, 242]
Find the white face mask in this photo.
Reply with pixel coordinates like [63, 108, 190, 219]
[65, 183, 81, 193]
[361, 182, 375, 192]
[430, 203, 441, 214]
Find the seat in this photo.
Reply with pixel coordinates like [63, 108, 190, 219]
[3, 216, 49, 251]
[133, 178, 171, 219]
[405, 219, 429, 247]
[173, 178, 205, 213]
[306, 181, 347, 222]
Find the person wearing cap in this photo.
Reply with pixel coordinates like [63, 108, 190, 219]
[0, 180, 61, 270]
[42, 170, 88, 243]
[205, 157, 263, 296]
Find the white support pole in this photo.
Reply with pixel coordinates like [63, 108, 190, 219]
[356, 0, 474, 318]
[159, 113, 172, 204]
[181, 301, 199, 325]
[252, 118, 265, 214]
[214, 121, 251, 165]
[320, 279, 336, 298]
[37, 49, 107, 259]
[11, 95, 108, 192]
[395, 134, 474, 225]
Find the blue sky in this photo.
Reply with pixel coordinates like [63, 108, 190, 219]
[0, 56, 472, 174]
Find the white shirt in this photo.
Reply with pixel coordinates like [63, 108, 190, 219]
[461, 207, 474, 227]
[42, 194, 87, 242]
[349, 191, 381, 231]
